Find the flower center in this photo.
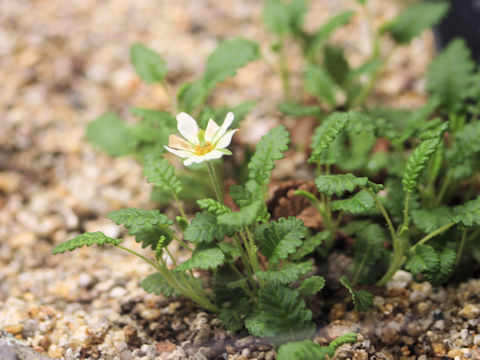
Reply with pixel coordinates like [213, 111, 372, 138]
[194, 142, 213, 155]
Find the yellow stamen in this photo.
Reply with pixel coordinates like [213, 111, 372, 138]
[194, 142, 213, 155]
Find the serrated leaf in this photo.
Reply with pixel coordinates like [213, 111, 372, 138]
[309, 112, 349, 163]
[256, 261, 313, 284]
[219, 297, 251, 332]
[177, 80, 209, 113]
[130, 226, 173, 250]
[245, 283, 315, 345]
[331, 189, 374, 214]
[255, 217, 308, 263]
[175, 246, 225, 272]
[277, 340, 326, 360]
[412, 206, 453, 233]
[453, 197, 480, 227]
[141, 273, 179, 296]
[184, 212, 228, 243]
[229, 184, 254, 207]
[106, 208, 172, 228]
[339, 276, 374, 312]
[448, 122, 480, 166]
[217, 201, 262, 229]
[315, 173, 383, 197]
[298, 276, 326, 296]
[381, 2, 449, 44]
[352, 223, 388, 284]
[52, 232, 122, 254]
[248, 126, 290, 186]
[278, 102, 320, 117]
[424, 248, 456, 285]
[130, 43, 167, 84]
[86, 113, 137, 157]
[346, 111, 376, 133]
[405, 244, 439, 275]
[292, 231, 330, 261]
[427, 39, 475, 112]
[303, 63, 336, 106]
[213, 265, 245, 305]
[142, 155, 182, 194]
[402, 137, 442, 194]
[277, 333, 357, 360]
[196, 199, 231, 215]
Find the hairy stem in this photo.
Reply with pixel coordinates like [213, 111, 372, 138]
[366, 188, 397, 242]
[207, 161, 223, 203]
[171, 191, 187, 219]
[411, 221, 456, 251]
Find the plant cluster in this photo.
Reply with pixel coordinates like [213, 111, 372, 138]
[53, 0, 480, 357]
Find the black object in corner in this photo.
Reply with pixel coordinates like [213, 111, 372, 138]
[434, 0, 480, 61]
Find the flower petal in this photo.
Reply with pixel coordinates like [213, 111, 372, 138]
[176, 112, 199, 144]
[168, 135, 194, 151]
[204, 119, 220, 143]
[184, 155, 206, 166]
[164, 146, 193, 159]
[215, 129, 238, 149]
[212, 112, 234, 143]
[205, 150, 225, 161]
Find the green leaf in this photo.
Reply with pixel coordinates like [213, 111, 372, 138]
[427, 39, 475, 112]
[177, 38, 259, 112]
[412, 206, 453, 233]
[263, 0, 291, 35]
[203, 37, 260, 87]
[453, 197, 480, 227]
[141, 273, 179, 296]
[255, 217, 308, 263]
[424, 248, 456, 286]
[229, 185, 254, 207]
[278, 102, 320, 117]
[106, 208, 172, 228]
[405, 244, 439, 275]
[277, 333, 358, 360]
[219, 298, 251, 332]
[303, 63, 336, 106]
[315, 173, 383, 197]
[175, 245, 225, 272]
[129, 225, 173, 250]
[245, 283, 315, 345]
[177, 80, 209, 113]
[130, 43, 167, 84]
[142, 155, 182, 195]
[256, 261, 313, 285]
[277, 340, 326, 360]
[217, 201, 262, 229]
[331, 189, 374, 214]
[130, 108, 176, 146]
[352, 223, 388, 284]
[184, 212, 228, 243]
[346, 111, 376, 133]
[248, 126, 290, 185]
[402, 137, 442, 194]
[381, 2, 449, 44]
[213, 265, 246, 304]
[86, 113, 137, 157]
[292, 231, 330, 261]
[197, 199, 231, 215]
[324, 45, 350, 86]
[52, 232, 122, 254]
[298, 276, 326, 296]
[339, 276, 374, 312]
[309, 112, 349, 163]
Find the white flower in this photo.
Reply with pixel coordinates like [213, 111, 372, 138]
[165, 112, 238, 166]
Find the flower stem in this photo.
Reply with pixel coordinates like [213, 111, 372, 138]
[171, 191, 187, 219]
[411, 221, 456, 251]
[207, 161, 223, 202]
[366, 188, 397, 242]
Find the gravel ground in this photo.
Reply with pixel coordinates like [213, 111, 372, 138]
[2, 0, 471, 359]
